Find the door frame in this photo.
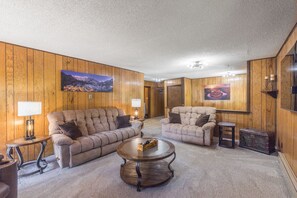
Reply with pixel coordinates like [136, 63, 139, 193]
[144, 86, 151, 118]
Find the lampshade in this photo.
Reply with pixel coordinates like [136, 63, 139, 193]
[18, 101, 42, 116]
[131, 99, 141, 108]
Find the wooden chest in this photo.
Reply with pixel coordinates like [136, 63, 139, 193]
[239, 128, 275, 155]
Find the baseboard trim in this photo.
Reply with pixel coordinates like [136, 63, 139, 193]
[279, 152, 297, 192]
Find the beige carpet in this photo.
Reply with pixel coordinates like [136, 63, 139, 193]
[18, 117, 296, 198]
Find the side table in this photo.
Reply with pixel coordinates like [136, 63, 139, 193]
[6, 136, 51, 174]
[218, 122, 235, 148]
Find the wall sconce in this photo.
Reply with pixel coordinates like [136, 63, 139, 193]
[18, 101, 42, 140]
[131, 99, 141, 119]
[264, 74, 276, 91]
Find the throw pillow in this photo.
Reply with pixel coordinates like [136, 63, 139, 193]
[59, 121, 82, 140]
[116, 115, 132, 129]
[195, 114, 210, 127]
[169, 112, 181, 124]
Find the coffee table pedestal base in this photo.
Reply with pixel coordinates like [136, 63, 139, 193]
[120, 160, 173, 192]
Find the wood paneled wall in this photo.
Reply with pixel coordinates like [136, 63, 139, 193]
[191, 74, 248, 111]
[144, 81, 164, 118]
[172, 60, 276, 139]
[184, 78, 192, 106]
[0, 42, 144, 161]
[250, 59, 277, 133]
[277, 24, 297, 182]
[162, 64, 276, 138]
[214, 59, 276, 138]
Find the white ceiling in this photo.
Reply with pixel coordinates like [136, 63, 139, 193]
[0, 0, 296, 81]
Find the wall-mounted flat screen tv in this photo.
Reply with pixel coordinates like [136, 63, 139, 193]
[281, 41, 297, 111]
[61, 70, 113, 92]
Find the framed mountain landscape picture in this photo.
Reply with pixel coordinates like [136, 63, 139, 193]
[61, 70, 113, 92]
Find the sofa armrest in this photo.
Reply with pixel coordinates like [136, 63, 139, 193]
[202, 122, 216, 130]
[160, 118, 169, 124]
[203, 122, 216, 146]
[131, 120, 143, 130]
[51, 134, 74, 146]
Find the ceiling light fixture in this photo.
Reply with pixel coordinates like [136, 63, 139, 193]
[223, 71, 236, 78]
[188, 61, 204, 69]
[154, 78, 162, 82]
[223, 65, 236, 78]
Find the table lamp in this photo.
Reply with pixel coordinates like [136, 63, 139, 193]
[18, 101, 42, 140]
[131, 99, 141, 119]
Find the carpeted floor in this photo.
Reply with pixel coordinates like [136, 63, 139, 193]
[18, 117, 296, 198]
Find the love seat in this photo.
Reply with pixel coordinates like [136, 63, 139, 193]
[161, 106, 216, 146]
[47, 108, 142, 168]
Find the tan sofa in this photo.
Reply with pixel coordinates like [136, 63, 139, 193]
[47, 108, 142, 168]
[161, 106, 216, 146]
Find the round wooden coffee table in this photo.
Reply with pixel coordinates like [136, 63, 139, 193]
[117, 138, 176, 192]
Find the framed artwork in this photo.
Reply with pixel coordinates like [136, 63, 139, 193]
[204, 84, 230, 100]
[61, 70, 113, 92]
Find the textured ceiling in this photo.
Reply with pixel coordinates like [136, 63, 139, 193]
[0, 0, 296, 81]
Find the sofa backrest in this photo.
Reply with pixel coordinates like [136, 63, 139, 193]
[47, 107, 125, 136]
[172, 106, 216, 125]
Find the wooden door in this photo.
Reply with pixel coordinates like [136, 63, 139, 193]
[155, 88, 164, 116]
[144, 86, 150, 118]
[167, 85, 183, 109]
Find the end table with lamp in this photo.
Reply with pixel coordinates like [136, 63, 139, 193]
[131, 99, 141, 120]
[17, 101, 42, 140]
[5, 101, 50, 174]
[6, 136, 50, 174]
[131, 99, 145, 137]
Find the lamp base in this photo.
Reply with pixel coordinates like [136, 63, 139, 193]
[24, 135, 36, 141]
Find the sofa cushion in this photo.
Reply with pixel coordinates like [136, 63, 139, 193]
[77, 136, 94, 152]
[163, 123, 183, 134]
[88, 134, 103, 148]
[110, 130, 124, 141]
[70, 136, 95, 155]
[181, 125, 204, 137]
[196, 114, 210, 127]
[180, 112, 191, 125]
[85, 109, 109, 135]
[192, 107, 216, 122]
[94, 109, 109, 132]
[172, 106, 192, 114]
[116, 115, 132, 129]
[120, 127, 138, 139]
[63, 110, 77, 122]
[94, 133, 109, 146]
[120, 128, 131, 139]
[76, 120, 89, 136]
[172, 106, 216, 125]
[169, 112, 181, 124]
[58, 121, 82, 140]
[100, 132, 118, 144]
[106, 108, 123, 130]
[74, 110, 88, 136]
